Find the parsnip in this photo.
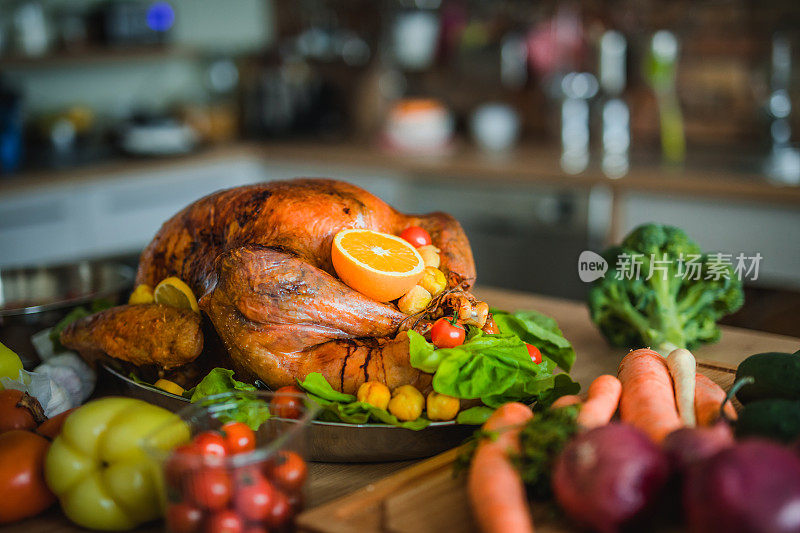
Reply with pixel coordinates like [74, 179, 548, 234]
[667, 348, 697, 426]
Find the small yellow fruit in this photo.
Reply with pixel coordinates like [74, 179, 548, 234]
[397, 285, 432, 315]
[154, 277, 199, 313]
[426, 391, 460, 421]
[154, 378, 185, 396]
[357, 381, 391, 410]
[417, 245, 441, 268]
[419, 267, 446, 296]
[128, 284, 154, 305]
[388, 385, 424, 421]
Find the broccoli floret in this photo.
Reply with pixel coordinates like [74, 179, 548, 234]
[587, 224, 744, 353]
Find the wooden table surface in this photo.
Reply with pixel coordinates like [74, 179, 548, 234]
[11, 287, 800, 533]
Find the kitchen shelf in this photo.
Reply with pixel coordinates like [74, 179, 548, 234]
[0, 45, 196, 68]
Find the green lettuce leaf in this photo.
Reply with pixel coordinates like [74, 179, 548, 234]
[296, 373, 356, 403]
[456, 406, 495, 425]
[491, 309, 576, 371]
[188, 368, 269, 430]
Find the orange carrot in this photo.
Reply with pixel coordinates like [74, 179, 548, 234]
[577, 374, 622, 429]
[618, 348, 682, 442]
[468, 403, 535, 533]
[551, 395, 582, 409]
[695, 373, 737, 426]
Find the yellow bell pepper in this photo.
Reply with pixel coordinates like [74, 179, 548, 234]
[45, 397, 190, 530]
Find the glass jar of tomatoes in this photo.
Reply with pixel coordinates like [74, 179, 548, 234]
[145, 390, 316, 533]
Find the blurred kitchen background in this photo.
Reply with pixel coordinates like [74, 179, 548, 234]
[1, 0, 799, 337]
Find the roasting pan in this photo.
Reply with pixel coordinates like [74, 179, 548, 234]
[103, 364, 473, 463]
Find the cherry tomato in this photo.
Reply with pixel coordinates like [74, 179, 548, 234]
[270, 386, 304, 420]
[526, 344, 542, 364]
[166, 502, 203, 533]
[205, 509, 242, 533]
[264, 488, 292, 529]
[430, 318, 466, 349]
[193, 431, 227, 457]
[268, 451, 307, 494]
[399, 226, 432, 248]
[0, 430, 55, 524]
[221, 422, 256, 455]
[186, 468, 232, 511]
[165, 444, 203, 489]
[234, 468, 275, 522]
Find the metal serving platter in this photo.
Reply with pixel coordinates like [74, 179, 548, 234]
[103, 364, 474, 463]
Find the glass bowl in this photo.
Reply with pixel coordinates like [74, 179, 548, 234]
[145, 390, 317, 533]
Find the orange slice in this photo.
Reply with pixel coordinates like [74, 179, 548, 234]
[332, 228, 425, 302]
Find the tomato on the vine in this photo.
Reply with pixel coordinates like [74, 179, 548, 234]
[221, 422, 256, 455]
[526, 344, 542, 364]
[193, 431, 227, 457]
[268, 451, 307, 494]
[430, 317, 465, 349]
[271, 386, 304, 419]
[399, 226, 432, 248]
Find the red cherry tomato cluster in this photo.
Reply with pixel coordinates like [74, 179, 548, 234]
[399, 226, 432, 248]
[164, 422, 308, 533]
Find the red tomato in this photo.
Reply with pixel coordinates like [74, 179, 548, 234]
[193, 431, 227, 457]
[35, 408, 76, 439]
[0, 430, 55, 524]
[268, 451, 307, 494]
[399, 226, 432, 248]
[166, 502, 203, 533]
[234, 468, 275, 522]
[430, 318, 466, 349]
[205, 509, 242, 533]
[221, 422, 256, 455]
[186, 468, 232, 511]
[526, 344, 542, 364]
[270, 386, 304, 420]
[243, 527, 268, 533]
[263, 489, 292, 529]
[0, 390, 45, 434]
[165, 444, 203, 489]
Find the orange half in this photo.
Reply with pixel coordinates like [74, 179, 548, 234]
[332, 228, 425, 302]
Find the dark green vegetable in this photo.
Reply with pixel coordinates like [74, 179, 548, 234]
[735, 351, 800, 404]
[587, 224, 744, 353]
[512, 404, 580, 498]
[490, 309, 576, 371]
[736, 398, 800, 443]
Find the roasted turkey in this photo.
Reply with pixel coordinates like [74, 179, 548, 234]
[62, 178, 487, 393]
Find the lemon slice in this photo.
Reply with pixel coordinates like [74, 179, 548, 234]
[154, 277, 199, 313]
[128, 284, 155, 305]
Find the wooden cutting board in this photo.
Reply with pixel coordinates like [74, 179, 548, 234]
[296, 361, 737, 533]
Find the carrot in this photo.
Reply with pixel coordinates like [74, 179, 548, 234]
[577, 374, 622, 429]
[468, 402, 535, 533]
[666, 348, 697, 426]
[695, 373, 737, 426]
[551, 395, 582, 409]
[618, 348, 682, 442]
